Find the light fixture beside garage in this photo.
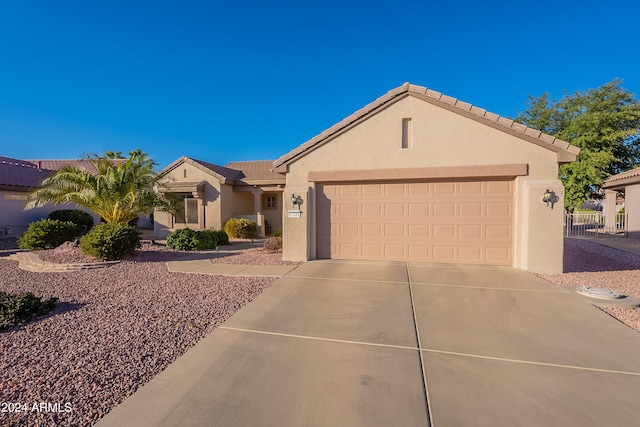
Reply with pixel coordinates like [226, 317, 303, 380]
[288, 194, 302, 218]
[291, 194, 301, 209]
[543, 188, 557, 208]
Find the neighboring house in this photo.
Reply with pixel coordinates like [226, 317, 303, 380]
[273, 83, 580, 274]
[602, 167, 640, 239]
[153, 157, 285, 239]
[0, 156, 103, 238]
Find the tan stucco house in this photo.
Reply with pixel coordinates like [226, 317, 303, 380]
[0, 157, 104, 238]
[603, 167, 640, 239]
[153, 157, 285, 238]
[273, 83, 580, 274]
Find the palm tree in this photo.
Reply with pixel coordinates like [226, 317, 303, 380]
[26, 149, 173, 224]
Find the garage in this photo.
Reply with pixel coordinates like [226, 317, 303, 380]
[316, 179, 514, 265]
[274, 83, 580, 273]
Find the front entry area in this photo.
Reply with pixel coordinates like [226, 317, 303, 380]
[316, 180, 514, 265]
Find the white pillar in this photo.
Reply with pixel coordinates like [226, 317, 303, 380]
[604, 190, 617, 231]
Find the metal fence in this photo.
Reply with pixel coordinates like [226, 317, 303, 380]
[564, 212, 627, 238]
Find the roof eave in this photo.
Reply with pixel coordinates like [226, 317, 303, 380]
[274, 83, 581, 171]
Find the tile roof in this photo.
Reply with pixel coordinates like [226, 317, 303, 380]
[161, 157, 285, 186]
[225, 160, 285, 183]
[0, 156, 53, 189]
[602, 167, 640, 188]
[189, 158, 244, 181]
[27, 159, 101, 174]
[274, 82, 580, 169]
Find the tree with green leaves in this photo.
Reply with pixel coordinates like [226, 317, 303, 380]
[26, 149, 175, 223]
[516, 79, 640, 211]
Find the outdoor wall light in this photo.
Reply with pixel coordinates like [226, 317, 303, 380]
[543, 188, 557, 208]
[291, 194, 301, 209]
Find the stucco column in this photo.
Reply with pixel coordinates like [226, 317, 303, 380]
[251, 189, 264, 237]
[604, 190, 617, 232]
[190, 191, 205, 230]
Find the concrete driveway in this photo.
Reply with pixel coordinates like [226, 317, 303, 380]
[98, 261, 640, 426]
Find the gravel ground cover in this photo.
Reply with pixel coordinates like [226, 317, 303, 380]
[537, 238, 640, 333]
[0, 241, 279, 426]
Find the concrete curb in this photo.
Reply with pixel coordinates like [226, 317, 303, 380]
[6, 252, 119, 272]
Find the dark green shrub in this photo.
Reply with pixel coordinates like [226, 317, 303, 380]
[263, 237, 282, 253]
[80, 223, 141, 261]
[0, 291, 58, 331]
[166, 228, 199, 250]
[48, 209, 95, 235]
[213, 229, 229, 246]
[224, 218, 258, 239]
[18, 219, 78, 250]
[272, 228, 283, 237]
[166, 228, 219, 251]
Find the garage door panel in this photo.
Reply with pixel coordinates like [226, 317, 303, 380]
[408, 224, 430, 237]
[385, 245, 405, 258]
[486, 181, 512, 194]
[458, 246, 483, 261]
[459, 224, 482, 239]
[459, 202, 482, 216]
[409, 203, 430, 216]
[317, 180, 513, 266]
[433, 224, 455, 238]
[384, 224, 405, 237]
[433, 203, 456, 216]
[408, 183, 430, 194]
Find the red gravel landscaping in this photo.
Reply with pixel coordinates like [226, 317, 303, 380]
[0, 242, 279, 427]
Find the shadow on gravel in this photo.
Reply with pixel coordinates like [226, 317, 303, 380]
[563, 254, 640, 273]
[2, 302, 85, 333]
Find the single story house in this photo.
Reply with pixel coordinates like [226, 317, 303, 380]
[602, 167, 640, 239]
[0, 157, 104, 237]
[153, 157, 285, 239]
[274, 83, 580, 274]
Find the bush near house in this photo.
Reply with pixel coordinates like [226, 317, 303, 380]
[80, 223, 141, 261]
[166, 228, 219, 251]
[213, 229, 229, 246]
[0, 291, 58, 332]
[263, 237, 282, 253]
[272, 228, 283, 237]
[224, 218, 258, 239]
[48, 209, 95, 235]
[18, 219, 78, 250]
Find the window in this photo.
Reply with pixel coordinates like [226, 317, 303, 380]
[264, 194, 277, 210]
[174, 194, 199, 224]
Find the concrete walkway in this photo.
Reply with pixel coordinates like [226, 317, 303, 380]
[97, 261, 640, 426]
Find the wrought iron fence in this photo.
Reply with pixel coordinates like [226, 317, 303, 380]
[564, 212, 627, 238]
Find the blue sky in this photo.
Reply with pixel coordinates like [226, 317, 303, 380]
[1, 0, 639, 169]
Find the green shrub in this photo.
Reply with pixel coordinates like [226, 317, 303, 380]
[224, 218, 258, 239]
[48, 209, 95, 235]
[80, 223, 141, 261]
[166, 228, 218, 251]
[263, 237, 282, 253]
[18, 219, 78, 250]
[272, 228, 283, 237]
[212, 229, 229, 246]
[0, 291, 58, 332]
[194, 229, 218, 250]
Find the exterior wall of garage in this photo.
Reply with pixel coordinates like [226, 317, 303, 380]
[280, 95, 566, 273]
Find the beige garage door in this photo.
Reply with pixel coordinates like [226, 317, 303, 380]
[316, 180, 514, 265]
